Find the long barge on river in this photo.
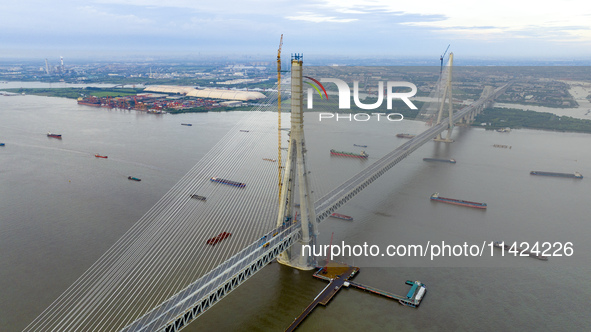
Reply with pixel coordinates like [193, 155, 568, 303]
[430, 193, 487, 209]
[330, 149, 368, 159]
[210, 177, 246, 188]
[423, 158, 456, 164]
[530, 171, 583, 179]
[330, 213, 353, 221]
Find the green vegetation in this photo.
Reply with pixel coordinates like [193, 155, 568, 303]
[474, 107, 591, 134]
[83, 87, 144, 97]
[0, 87, 143, 99]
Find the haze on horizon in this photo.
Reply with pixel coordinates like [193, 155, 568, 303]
[1, 0, 590, 61]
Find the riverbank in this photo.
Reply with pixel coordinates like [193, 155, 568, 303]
[0, 87, 143, 99]
[474, 107, 591, 134]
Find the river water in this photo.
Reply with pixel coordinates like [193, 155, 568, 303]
[1, 93, 590, 331]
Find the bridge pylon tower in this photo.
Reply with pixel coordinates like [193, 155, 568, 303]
[434, 52, 455, 142]
[276, 54, 318, 270]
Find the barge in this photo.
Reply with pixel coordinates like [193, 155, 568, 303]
[530, 171, 583, 179]
[330, 213, 353, 221]
[430, 193, 487, 209]
[330, 149, 368, 159]
[396, 133, 415, 139]
[423, 158, 456, 163]
[206, 232, 231, 245]
[210, 177, 246, 188]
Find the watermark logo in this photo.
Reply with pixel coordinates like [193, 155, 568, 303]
[304, 76, 329, 101]
[305, 77, 418, 110]
[319, 112, 403, 122]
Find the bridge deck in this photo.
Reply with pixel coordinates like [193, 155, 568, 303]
[120, 83, 509, 332]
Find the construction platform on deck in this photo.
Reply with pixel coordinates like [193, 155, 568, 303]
[284, 261, 427, 331]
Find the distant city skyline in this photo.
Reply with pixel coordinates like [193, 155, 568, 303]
[1, 0, 590, 61]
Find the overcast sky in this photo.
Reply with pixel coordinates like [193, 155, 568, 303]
[1, 0, 590, 60]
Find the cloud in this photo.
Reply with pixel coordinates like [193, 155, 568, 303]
[79, 5, 152, 25]
[285, 12, 358, 23]
[0, 0, 590, 58]
[317, 0, 591, 42]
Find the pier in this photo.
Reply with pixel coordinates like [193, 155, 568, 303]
[285, 262, 426, 331]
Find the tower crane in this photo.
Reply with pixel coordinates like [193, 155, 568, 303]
[440, 44, 450, 74]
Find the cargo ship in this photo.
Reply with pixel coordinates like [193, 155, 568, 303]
[354, 144, 368, 148]
[128, 176, 141, 181]
[240, 130, 249, 132]
[330, 149, 368, 159]
[530, 171, 583, 179]
[95, 154, 108, 158]
[190, 194, 206, 201]
[181, 123, 193, 126]
[423, 158, 456, 164]
[77, 97, 101, 107]
[330, 213, 353, 221]
[206, 232, 231, 245]
[493, 241, 548, 261]
[210, 177, 246, 188]
[263, 158, 277, 162]
[396, 133, 415, 138]
[493, 144, 511, 149]
[430, 193, 487, 209]
[47, 132, 62, 139]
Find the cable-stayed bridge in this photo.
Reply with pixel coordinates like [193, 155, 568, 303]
[24, 57, 509, 332]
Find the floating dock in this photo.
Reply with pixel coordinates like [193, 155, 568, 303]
[285, 262, 426, 331]
[285, 265, 358, 332]
[347, 280, 426, 308]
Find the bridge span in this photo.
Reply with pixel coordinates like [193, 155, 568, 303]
[122, 83, 510, 332]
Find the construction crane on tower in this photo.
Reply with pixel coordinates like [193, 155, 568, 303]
[440, 44, 450, 74]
